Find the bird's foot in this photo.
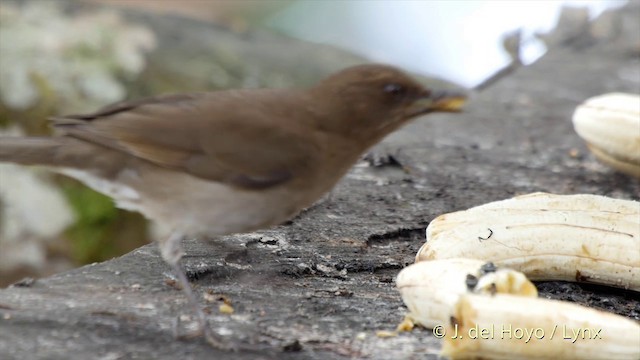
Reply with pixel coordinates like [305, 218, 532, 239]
[172, 313, 237, 351]
[161, 232, 238, 350]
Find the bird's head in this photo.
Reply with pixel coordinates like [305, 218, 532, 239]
[310, 64, 466, 143]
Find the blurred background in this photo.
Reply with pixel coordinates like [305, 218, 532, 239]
[0, 0, 628, 286]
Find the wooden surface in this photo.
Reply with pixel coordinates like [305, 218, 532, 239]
[1, 3, 639, 360]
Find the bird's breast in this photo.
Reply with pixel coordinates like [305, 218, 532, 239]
[64, 162, 316, 238]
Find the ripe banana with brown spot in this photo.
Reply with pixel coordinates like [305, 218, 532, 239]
[416, 192, 640, 290]
[396, 258, 537, 329]
[396, 258, 640, 359]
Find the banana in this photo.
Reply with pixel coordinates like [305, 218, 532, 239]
[396, 258, 640, 359]
[396, 258, 537, 329]
[416, 192, 640, 290]
[442, 293, 640, 360]
[572, 92, 640, 178]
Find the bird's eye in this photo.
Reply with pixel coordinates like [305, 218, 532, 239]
[383, 83, 405, 96]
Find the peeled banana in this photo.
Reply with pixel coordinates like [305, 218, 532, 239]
[396, 254, 640, 359]
[416, 192, 640, 290]
[442, 293, 640, 360]
[572, 92, 640, 178]
[396, 258, 537, 329]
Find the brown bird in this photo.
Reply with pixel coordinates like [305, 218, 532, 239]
[0, 64, 465, 348]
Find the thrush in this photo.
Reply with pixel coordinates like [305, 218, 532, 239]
[0, 64, 465, 348]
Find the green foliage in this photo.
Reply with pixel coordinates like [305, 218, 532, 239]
[60, 181, 121, 264]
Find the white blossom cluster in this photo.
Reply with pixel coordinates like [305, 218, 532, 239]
[0, 1, 156, 112]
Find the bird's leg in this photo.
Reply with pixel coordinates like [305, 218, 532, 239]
[324, 190, 335, 204]
[159, 231, 232, 350]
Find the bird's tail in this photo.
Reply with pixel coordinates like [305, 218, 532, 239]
[0, 137, 72, 166]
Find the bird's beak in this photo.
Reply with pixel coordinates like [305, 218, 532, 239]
[405, 90, 467, 117]
[428, 90, 467, 112]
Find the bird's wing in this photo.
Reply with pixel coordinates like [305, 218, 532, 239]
[51, 91, 320, 189]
